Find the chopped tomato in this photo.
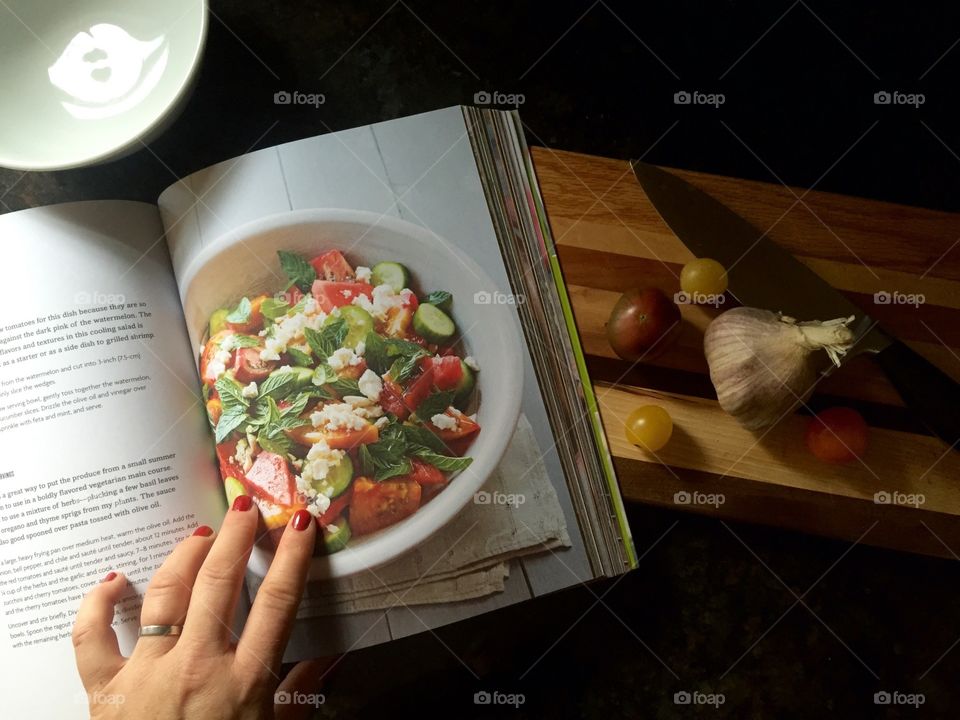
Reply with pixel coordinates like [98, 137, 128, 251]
[403, 292, 420, 311]
[311, 250, 355, 281]
[350, 477, 422, 536]
[429, 410, 481, 442]
[337, 357, 368, 380]
[245, 451, 298, 506]
[199, 330, 234, 386]
[383, 306, 413, 337]
[420, 355, 462, 390]
[319, 490, 352, 526]
[311, 280, 373, 313]
[407, 457, 446, 486]
[380, 379, 409, 420]
[324, 423, 380, 449]
[215, 439, 246, 482]
[233, 347, 277, 383]
[227, 294, 268, 334]
[206, 397, 223, 426]
[402, 366, 435, 414]
[260, 503, 299, 532]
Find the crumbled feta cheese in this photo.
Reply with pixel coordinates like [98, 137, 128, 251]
[258, 307, 326, 361]
[297, 440, 345, 497]
[464, 356, 480, 371]
[358, 369, 382, 401]
[355, 266, 372, 283]
[374, 416, 390, 429]
[208, 347, 232, 380]
[325, 523, 339, 533]
[354, 340, 366, 356]
[241, 381, 258, 399]
[431, 413, 458, 431]
[231, 438, 255, 473]
[327, 347, 360, 370]
[311, 403, 370, 431]
[340, 289, 353, 299]
[303, 296, 319, 315]
[353, 283, 405, 320]
[400, 288, 415, 304]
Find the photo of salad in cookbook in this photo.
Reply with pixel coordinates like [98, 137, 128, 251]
[199, 248, 482, 554]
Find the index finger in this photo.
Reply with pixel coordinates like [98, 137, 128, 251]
[234, 509, 316, 681]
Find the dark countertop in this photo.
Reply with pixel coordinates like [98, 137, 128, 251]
[4, 2, 960, 717]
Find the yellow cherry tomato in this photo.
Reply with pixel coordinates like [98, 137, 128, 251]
[625, 405, 673, 452]
[680, 258, 728, 297]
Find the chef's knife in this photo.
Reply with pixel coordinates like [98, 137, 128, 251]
[632, 160, 960, 450]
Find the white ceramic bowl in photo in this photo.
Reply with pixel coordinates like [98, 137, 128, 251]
[0, 0, 207, 171]
[180, 209, 525, 579]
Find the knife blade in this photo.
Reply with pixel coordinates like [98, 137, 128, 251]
[632, 160, 960, 450]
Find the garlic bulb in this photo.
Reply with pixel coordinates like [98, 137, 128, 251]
[704, 307, 856, 430]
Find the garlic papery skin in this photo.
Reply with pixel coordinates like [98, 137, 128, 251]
[703, 307, 856, 430]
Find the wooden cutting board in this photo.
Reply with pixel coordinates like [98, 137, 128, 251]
[531, 147, 960, 559]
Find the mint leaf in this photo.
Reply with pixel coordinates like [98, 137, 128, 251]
[226, 297, 251, 324]
[411, 449, 472, 473]
[257, 371, 299, 401]
[364, 331, 390, 375]
[260, 297, 291, 320]
[227, 334, 262, 349]
[215, 407, 248, 443]
[215, 375, 248, 413]
[286, 347, 313, 367]
[399, 424, 449, 454]
[304, 318, 347, 360]
[327, 376, 360, 397]
[358, 444, 375, 477]
[278, 251, 316, 292]
[375, 459, 412, 481]
[414, 390, 455, 422]
[424, 290, 452, 312]
[389, 351, 427, 384]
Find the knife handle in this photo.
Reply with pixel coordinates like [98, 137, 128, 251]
[874, 339, 960, 450]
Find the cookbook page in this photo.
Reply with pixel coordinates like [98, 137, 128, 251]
[158, 107, 593, 658]
[0, 201, 225, 719]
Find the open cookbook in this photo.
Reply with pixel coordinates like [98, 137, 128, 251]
[0, 106, 636, 717]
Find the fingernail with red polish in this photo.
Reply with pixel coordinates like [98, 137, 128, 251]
[102, 572, 117, 583]
[232, 495, 252, 512]
[292, 509, 314, 531]
[193, 525, 214, 537]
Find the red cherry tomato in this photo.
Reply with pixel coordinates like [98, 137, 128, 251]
[606, 288, 681, 361]
[805, 407, 868, 463]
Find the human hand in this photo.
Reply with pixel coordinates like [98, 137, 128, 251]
[72, 497, 333, 719]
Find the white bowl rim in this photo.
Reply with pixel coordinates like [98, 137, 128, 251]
[0, 1, 210, 171]
[180, 208, 525, 580]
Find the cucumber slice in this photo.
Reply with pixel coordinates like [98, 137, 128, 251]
[320, 520, 352, 554]
[224, 476, 247, 507]
[453, 359, 475, 408]
[327, 306, 374, 349]
[325, 455, 354, 498]
[371, 261, 410, 292]
[269, 365, 315, 388]
[209, 308, 230, 336]
[413, 304, 456, 344]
